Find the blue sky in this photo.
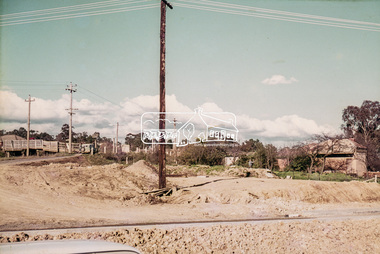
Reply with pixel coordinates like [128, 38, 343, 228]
[1, 0, 379, 145]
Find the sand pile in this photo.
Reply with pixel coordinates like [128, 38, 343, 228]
[124, 160, 159, 192]
[167, 177, 380, 205]
[0, 160, 162, 202]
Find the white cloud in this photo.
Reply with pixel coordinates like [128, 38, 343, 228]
[0, 90, 338, 144]
[199, 102, 224, 112]
[237, 114, 336, 141]
[262, 75, 298, 85]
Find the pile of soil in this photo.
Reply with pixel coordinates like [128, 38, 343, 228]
[167, 177, 380, 205]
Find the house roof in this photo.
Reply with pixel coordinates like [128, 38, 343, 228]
[316, 138, 367, 155]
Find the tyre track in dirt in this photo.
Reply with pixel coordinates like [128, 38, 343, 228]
[1, 209, 380, 236]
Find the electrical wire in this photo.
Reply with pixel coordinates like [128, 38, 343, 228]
[77, 85, 122, 107]
[0, 81, 68, 94]
[1, 80, 68, 86]
[0, 0, 144, 20]
[1, 81, 148, 116]
[0, 3, 159, 26]
[180, 0, 380, 27]
[175, 3, 380, 32]
[2, 0, 378, 32]
[76, 86, 145, 119]
[175, 0, 380, 32]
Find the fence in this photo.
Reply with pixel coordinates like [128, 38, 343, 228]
[3, 140, 80, 153]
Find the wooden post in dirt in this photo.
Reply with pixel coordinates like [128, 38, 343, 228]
[158, 0, 172, 189]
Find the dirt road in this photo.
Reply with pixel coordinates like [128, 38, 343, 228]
[0, 154, 81, 165]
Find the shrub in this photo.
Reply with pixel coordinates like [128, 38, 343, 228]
[178, 145, 227, 166]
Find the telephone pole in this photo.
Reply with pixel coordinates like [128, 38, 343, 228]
[115, 122, 119, 153]
[66, 82, 77, 153]
[159, 0, 173, 189]
[173, 118, 177, 164]
[25, 94, 35, 157]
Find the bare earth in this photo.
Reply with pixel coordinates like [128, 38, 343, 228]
[1, 158, 380, 253]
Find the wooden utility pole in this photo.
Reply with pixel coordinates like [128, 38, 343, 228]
[66, 82, 77, 153]
[115, 122, 119, 153]
[174, 118, 177, 164]
[159, 0, 172, 189]
[25, 94, 35, 157]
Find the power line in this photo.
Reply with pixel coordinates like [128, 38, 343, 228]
[0, 81, 67, 92]
[77, 85, 122, 107]
[181, 0, 380, 27]
[175, 0, 380, 32]
[0, 3, 159, 26]
[0, 80, 68, 84]
[0, 82, 144, 116]
[76, 85, 146, 117]
[0, 0, 143, 20]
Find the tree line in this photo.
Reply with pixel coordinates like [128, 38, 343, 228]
[1, 100, 379, 171]
[125, 100, 379, 171]
[1, 123, 112, 144]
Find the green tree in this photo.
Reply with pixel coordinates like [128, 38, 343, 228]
[178, 145, 227, 166]
[265, 144, 277, 171]
[56, 124, 74, 142]
[252, 141, 266, 168]
[34, 131, 54, 141]
[125, 133, 144, 151]
[237, 139, 270, 168]
[7, 127, 28, 138]
[241, 139, 262, 152]
[342, 100, 380, 170]
[290, 155, 311, 172]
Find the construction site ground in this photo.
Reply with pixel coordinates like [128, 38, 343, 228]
[0, 156, 379, 253]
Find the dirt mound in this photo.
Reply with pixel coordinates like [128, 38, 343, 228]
[124, 160, 159, 192]
[168, 177, 380, 205]
[0, 160, 161, 205]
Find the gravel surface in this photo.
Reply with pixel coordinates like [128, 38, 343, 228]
[1, 219, 380, 253]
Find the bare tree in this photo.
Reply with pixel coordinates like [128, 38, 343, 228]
[295, 134, 344, 178]
[314, 134, 345, 175]
[342, 100, 380, 170]
[265, 144, 277, 171]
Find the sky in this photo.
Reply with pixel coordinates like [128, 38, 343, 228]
[0, 0, 379, 146]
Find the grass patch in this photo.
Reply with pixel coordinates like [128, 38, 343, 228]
[83, 154, 115, 166]
[274, 171, 360, 182]
[204, 165, 226, 175]
[166, 164, 227, 176]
